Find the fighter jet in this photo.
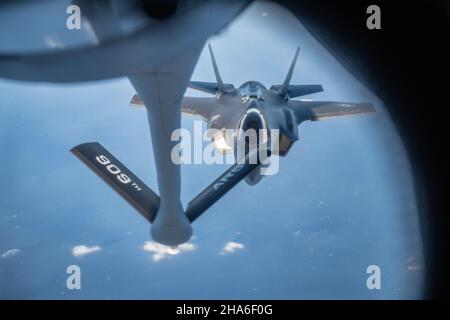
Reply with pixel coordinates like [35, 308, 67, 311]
[131, 45, 375, 186]
[119, 44, 375, 246]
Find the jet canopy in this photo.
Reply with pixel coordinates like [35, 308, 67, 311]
[239, 81, 267, 101]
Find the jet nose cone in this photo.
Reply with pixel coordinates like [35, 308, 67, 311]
[248, 99, 261, 108]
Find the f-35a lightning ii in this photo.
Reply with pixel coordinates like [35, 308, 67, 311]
[116, 44, 375, 246]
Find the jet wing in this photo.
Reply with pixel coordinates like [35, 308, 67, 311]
[131, 94, 221, 124]
[287, 100, 375, 123]
[181, 97, 222, 123]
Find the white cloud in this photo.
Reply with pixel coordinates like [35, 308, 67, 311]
[72, 245, 102, 257]
[1, 248, 21, 258]
[142, 241, 196, 262]
[220, 241, 245, 255]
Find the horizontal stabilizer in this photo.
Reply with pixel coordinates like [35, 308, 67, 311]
[188, 81, 234, 95]
[185, 146, 270, 222]
[270, 84, 323, 98]
[71, 142, 160, 223]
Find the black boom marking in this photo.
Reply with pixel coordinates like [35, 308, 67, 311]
[71, 142, 160, 223]
[185, 147, 270, 222]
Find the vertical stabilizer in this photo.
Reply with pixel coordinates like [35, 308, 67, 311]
[279, 46, 300, 96]
[208, 43, 225, 92]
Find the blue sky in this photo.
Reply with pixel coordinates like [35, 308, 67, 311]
[0, 1, 423, 299]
